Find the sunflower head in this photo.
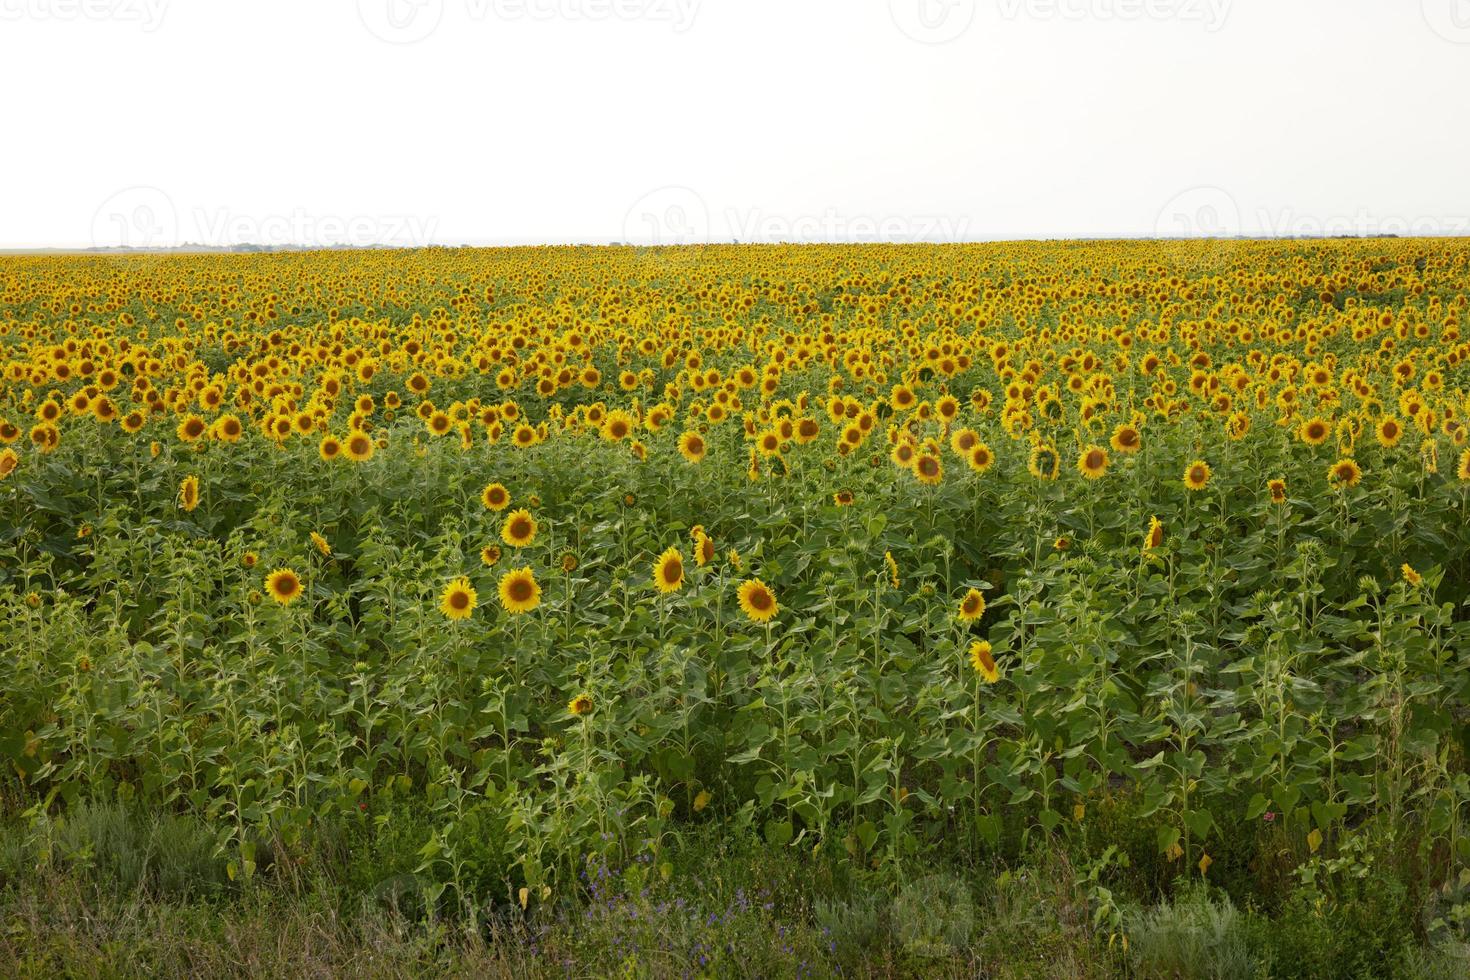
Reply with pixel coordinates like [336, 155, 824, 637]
[439, 576, 478, 621]
[501, 509, 538, 548]
[957, 587, 986, 623]
[1184, 460, 1212, 491]
[481, 482, 511, 511]
[1328, 457, 1363, 489]
[969, 640, 1000, 684]
[498, 566, 541, 614]
[178, 475, 200, 512]
[265, 569, 303, 606]
[1078, 445, 1109, 479]
[653, 546, 685, 594]
[736, 578, 779, 624]
[568, 693, 595, 717]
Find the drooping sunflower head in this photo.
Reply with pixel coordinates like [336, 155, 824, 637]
[653, 547, 685, 594]
[1401, 563, 1423, 587]
[265, 568, 303, 606]
[737, 578, 779, 624]
[481, 544, 502, 567]
[497, 566, 541, 614]
[439, 576, 477, 621]
[0, 448, 19, 480]
[957, 587, 986, 623]
[969, 640, 1000, 684]
[178, 474, 200, 512]
[501, 509, 538, 548]
[310, 531, 331, 557]
[694, 531, 716, 567]
[1144, 516, 1165, 552]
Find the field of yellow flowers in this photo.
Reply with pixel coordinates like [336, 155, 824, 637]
[2, 240, 1469, 948]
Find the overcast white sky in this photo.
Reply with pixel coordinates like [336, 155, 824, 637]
[2, 0, 1467, 248]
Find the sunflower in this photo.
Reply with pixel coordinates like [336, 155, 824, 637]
[497, 567, 541, 614]
[833, 490, 855, 506]
[1110, 424, 1141, 454]
[1183, 460, 1212, 491]
[345, 431, 375, 462]
[560, 551, 579, 573]
[1459, 448, 1470, 482]
[481, 482, 511, 511]
[176, 414, 206, 442]
[884, 550, 900, 588]
[178, 475, 200, 512]
[1375, 416, 1403, 448]
[653, 547, 685, 593]
[966, 441, 994, 474]
[439, 576, 477, 620]
[1401, 563, 1423, 587]
[957, 587, 986, 623]
[1328, 457, 1362, 489]
[568, 693, 594, 717]
[1144, 516, 1164, 553]
[242, 551, 258, 568]
[319, 434, 342, 461]
[501, 509, 538, 548]
[1268, 478, 1288, 505]
[693, 530, 716, 567]
[481, 544, 502, 567]
[913, 453, 943, 485]
[678, 430, 707, 463]
[0, 449, 17, 480]
[265, 568, 303, 606]
[737, 578, 779, 624]
[1077, 445, 1109, 480]
[1299, 417, 1330, 446]
[969, 640, 1000, 684]
[1028, 444, 1060, 481]
[310, 531, 331, 557]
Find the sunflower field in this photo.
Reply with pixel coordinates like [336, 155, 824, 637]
[3, 241, 1470, 965]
